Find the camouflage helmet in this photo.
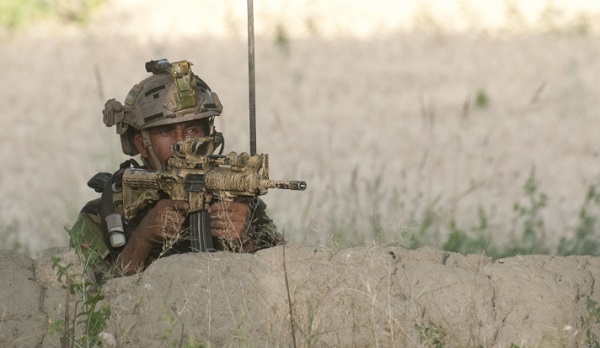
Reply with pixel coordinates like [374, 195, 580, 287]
[103, 59, 223, 156]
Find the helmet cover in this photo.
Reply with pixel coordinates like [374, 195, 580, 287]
[103, 59, 223, 156]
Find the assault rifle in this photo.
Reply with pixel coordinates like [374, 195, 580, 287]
[121, 137, 306, 252]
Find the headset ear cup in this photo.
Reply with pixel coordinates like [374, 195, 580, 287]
[120, 128, 139, 156]
[103, 99, 124, 127]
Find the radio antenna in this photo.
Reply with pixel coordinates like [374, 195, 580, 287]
[247, 0, 257, 155]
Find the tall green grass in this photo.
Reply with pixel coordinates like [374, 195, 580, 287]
[323, 166, 600, 259]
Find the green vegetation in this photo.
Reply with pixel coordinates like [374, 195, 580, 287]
[557, 183, 600, 256]
[0, 0, 103, 30]
[416, 320, 447, 348]
[274, 23, 290, 52]
[474, 89, 489, 109]
[325, 166, 600, 260]
[583, 298, 600, 347]
[0, 0, 50, 30]
[49, 242, 110, 347]
[436, 169, 600, 259]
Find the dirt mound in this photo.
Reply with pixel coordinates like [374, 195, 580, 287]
[1, 247, 599, 347]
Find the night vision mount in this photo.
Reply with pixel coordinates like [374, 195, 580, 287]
[145, 59, 172, 75]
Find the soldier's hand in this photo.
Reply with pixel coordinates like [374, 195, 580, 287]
[117, 199, 189, 275]
[137, 199, 189, 244]
[209, 200, 250, 243]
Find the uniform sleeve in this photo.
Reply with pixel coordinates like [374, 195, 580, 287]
[68, 199, 110, 260]
[249, 198, 284, 251]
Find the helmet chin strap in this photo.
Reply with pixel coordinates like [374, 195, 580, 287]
[141, 130, 164, 170]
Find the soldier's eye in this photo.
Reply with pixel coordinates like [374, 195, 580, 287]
[152, 126, 173, 136]
[185, 126, 204, 136]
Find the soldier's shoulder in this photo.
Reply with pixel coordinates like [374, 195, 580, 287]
[80, 198, 102, 216]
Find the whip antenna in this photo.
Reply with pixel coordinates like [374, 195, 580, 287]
[247, 0, 257, 155]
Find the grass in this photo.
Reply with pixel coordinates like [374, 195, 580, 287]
[49, 242, 111, 347]
[416, 320, 447, 348]
[2, 3, 599, 347]
[317, 164, 600, 260]
[557, 182, 600, 256]
[298, 150, 600, 261]
[448, 170, 597, 258]
[0, 0, 103, 30]
[411, 298, 600, 348]
[2, 3, 600, 257]
[584, 299, 600, 347]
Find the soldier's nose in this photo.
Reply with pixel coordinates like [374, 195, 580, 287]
[174, 129, 185, 140]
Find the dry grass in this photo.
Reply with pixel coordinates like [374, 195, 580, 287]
[1, 2, 600, 256]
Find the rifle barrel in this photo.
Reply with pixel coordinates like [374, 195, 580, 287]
[261, 180, 307, 191]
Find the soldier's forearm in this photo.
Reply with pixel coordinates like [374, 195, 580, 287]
[115, 228, 153, 276]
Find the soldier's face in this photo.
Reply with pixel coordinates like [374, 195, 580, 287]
[135, 120, 208, 169]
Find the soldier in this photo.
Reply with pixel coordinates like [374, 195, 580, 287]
[69, 59, 281, 276]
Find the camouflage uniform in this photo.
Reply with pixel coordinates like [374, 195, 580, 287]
[69, 180, 281, 268]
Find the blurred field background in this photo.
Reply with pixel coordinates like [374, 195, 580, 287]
[1, 0, 600, 256]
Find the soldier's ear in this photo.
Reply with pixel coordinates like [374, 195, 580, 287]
[134, 133, 148, 158]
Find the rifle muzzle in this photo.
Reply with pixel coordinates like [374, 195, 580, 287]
[262, 180, 307, 191]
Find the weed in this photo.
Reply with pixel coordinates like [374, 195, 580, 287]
[504, 168, 550, 256]
[299, 299, 319, 347]
[474, 89, 489, 109]
[453, 167, 552, 259]
[557, 181, 600, 256]
[581, 298, 600, 348]
[49, 243, 111, 348]
[282, 234, 298, 348]
[338, 162, 600, 260]
[275, 23, 290, 52]
[407, 195, 443, 250]
[444, 168, 600, 259]
[329, 217, 360, 249]
[442, 206, 495, 256]
[416, 320, 447, 348]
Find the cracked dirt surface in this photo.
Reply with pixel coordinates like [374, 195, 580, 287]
[1, 247, 599, 347]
